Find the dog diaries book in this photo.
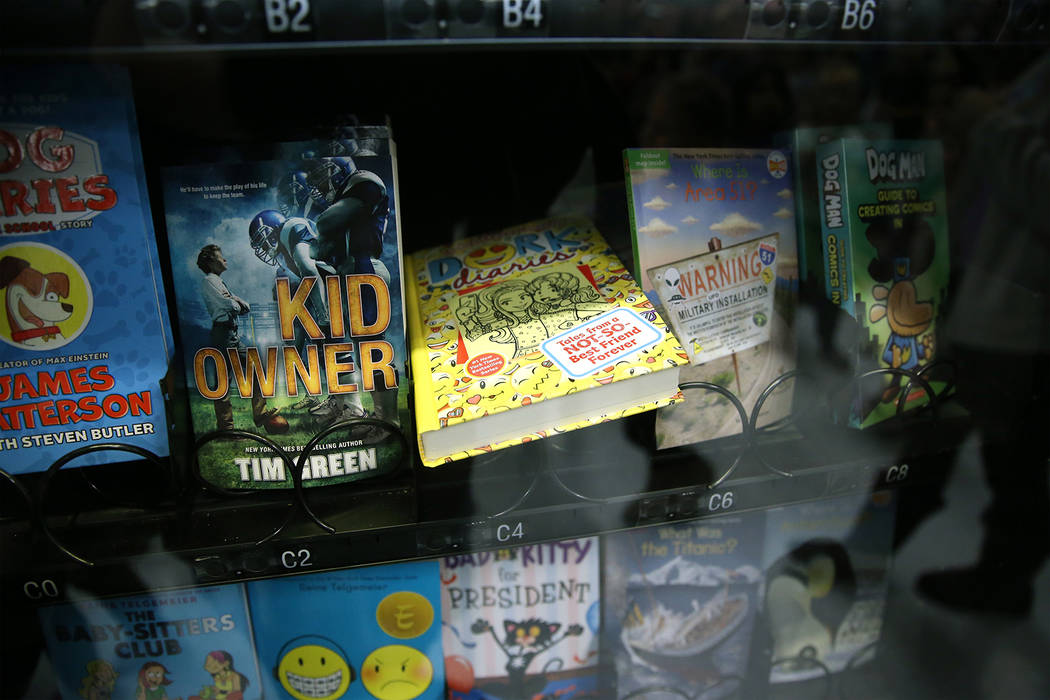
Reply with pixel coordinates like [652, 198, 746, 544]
[602, 514, 764, 698]
[37, 584, 261, 700]
[815, 138, 949, 426]
[0, 65, 173, 473]
[405, 216, 686, 466]
[761, 492, 896, 683]
[161, 142, 410, 489]
[247, 560, 444, 700]
[624, 149, 799, 449]
[441, 538, 601, 700]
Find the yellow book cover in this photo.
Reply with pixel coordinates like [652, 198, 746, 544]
[406, 216, 687, 466]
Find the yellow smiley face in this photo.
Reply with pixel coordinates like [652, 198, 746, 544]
[276, 638, 353, 700]
[463, 243, 515, 269]
[360, 645, 433, 700]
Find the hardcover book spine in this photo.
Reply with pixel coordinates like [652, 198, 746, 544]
[785, 130, 824, 291]
[789, 132, 812, 284]
[403, 252, 438, 461]
[623, 150, 644, 283]
[817, 139, 854, 316]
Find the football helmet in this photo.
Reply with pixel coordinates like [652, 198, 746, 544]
[276, 171, 310, 218]
[248, 209, 286, 265]
[305, 157, 357, 206]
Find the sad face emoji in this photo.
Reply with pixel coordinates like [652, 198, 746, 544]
[360, 645, 433, 700]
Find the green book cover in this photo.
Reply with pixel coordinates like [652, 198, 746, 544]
[781, 124, 891, 291]
[623, 148, 798, 447]
[815, 138, 950, 427]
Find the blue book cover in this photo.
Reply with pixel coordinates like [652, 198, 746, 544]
[247, 560, 444, 700]
[0, 64, 173, 472]
[762, 492, 896, 683]
[37, 584, 261, 700]
[603, 515, 764, 699]
[161, 148, 408, 490]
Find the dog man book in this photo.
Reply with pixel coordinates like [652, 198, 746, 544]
[0, 65, 173, 473]
[38, 584, 261, 700]
[247, 560, 444, 700]
[815, 139, 949, 426]
[440, 538, 600, 700]
[161, 143, 409, 489]
[624, 149, 799, 449]
[405, 216, 686, 466]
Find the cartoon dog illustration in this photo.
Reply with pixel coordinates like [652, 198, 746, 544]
[0, 256, 73, 347]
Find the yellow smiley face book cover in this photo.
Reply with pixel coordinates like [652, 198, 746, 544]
[405, 216, 687, 466]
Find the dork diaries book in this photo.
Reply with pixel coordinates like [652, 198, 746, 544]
[440, 538, 601, 700]
[624, 149, 799, 449]
[406, 216, 686, 466]
[161, 150, 409, 490]
[602, 515, 764, 699]
[37, 584, 261, 700]
[246, 560, 444, 700]
[0, 65, 173, 473]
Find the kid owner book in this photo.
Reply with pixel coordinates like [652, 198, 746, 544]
[162, 147, 409, 490]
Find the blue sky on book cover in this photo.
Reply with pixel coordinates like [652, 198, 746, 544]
[0, 65, 173, 472]
[247, 560, 444, 700]
[38, 584, 261, 700]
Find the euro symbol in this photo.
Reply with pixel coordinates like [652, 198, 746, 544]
[394, 604, 416, 630]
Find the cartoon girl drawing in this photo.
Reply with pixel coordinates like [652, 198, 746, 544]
[190, 651, 249, 700]
[135, 662, 177, 700]
[483, 281, 550, 357]
[79, 660, 118, 700]
[526, 272, 606, 334]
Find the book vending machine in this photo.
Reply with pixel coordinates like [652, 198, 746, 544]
[2, 2, 1049, 699]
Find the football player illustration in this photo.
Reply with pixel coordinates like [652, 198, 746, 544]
[275, 170, 312, 219]
[303, 156, 400, 431]
[248, 209, 333, 349]
[248, 209, 349, 425]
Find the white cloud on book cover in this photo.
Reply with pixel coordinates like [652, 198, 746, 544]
[777, 187, 793, 199]
[639, 217, 678, 237]
[681, 215, 699, 224]
[643, 195, 672, 211]
[710, 212, 761, 237]
[773, 207, 794, 219]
